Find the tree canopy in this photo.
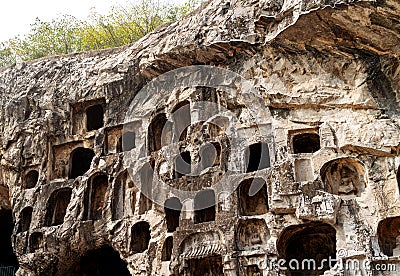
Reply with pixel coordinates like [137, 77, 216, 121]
[0, 0, 201, 67]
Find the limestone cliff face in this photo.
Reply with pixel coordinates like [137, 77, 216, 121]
[0, 0, 400, 275]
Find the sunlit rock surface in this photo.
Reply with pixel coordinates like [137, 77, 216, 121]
[0, 0, 400, 275]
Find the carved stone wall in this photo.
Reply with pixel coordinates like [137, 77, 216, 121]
[0, 0, 400, 275]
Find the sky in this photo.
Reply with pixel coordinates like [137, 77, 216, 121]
[0, 0, 186, 42]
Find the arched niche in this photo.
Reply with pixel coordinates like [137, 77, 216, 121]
[29, 232, 43, 253]
[112, 170, 133, 221]
[321, 158, 366, 197]
[116, 131, 136, 153]
[292, 132, 321, 154]
[69, 246, 130, 276]
[277, 222, 336, 275]
[377, 216, 400, 257]
[83, 173, 109, 221]
[131, 221, 151, 253]
[44, 187, 72, 226]
[245, 142, 270, 173]
[148, 113, 171, 154]
[69, 147, 95, 179]
[238, 178, 268, 216]
[0, 209, 18, 267]
[194, 190, 215, 224]
[173, 151, 191, 179]
[164, 197, 182, 232]
[139, 162, 154, 215]
[161, 236, 173, 262]
[237, 219, 269, 251]
[17, 206, 33, 233]
[178, 231, 224, 275]
[171, 100, 191, 142]
[24, 169, 39, 189]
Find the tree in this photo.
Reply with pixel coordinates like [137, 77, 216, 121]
[9, 15, 82, 61]
[0, 41, 16, 67]
[0, 0, 202, 67]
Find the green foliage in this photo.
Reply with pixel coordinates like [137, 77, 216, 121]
[0, 0, 202, 67]
[0, 41, 16, 66]
[9, 15, 83, 61]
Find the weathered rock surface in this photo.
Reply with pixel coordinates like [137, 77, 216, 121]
[0, 0, 400, 275]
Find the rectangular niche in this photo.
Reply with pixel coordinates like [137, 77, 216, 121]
[70, 98, 106, 135]
[294, 159, 314, 182]
[105, 121, 139, 155]
[288, 128, 320, 154]
[105, 125, 123, 155]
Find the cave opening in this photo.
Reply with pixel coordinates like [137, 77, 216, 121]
[237, 219, 269, 251]
[238, 178, 268, 216]
[321, 158, 365, 197]
[245, 142, 270, 173]
[164, 197, 182, 232]
[292, 133, 320, 154]
[161, 236, 173, 261]
[112, 171, 128, 221]
[17, 207, 33, 233]
[172, 100, 191, 142]
[29, 232, 43, 253]
[377, 216, 400, 256]
[187, 256, 223, 276]
[139, 162, 154, 215]
[173, 151, 191, 179]
[194, 190, 215, 224]
[131, 221, 151, 253]
[70, 246, 130, 276]
[69, 147, 95, 179]
[86, 104, 104, 131]
[117, 131, 136, 153]
[148, 113, 168, 154]
[0, 209, 18, 268]
[200, 142, 221, 170]
[277, 222, 336, 275]
[24, 170, 39, 189]
[90, 174, 108, 221]
[44, 188, 72, 226]
[83, 174, 108, 221]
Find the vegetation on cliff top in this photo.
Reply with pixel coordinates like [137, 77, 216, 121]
[0, 0, 201, 67]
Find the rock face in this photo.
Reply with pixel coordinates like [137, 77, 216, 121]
[0, 0, 400, 275]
